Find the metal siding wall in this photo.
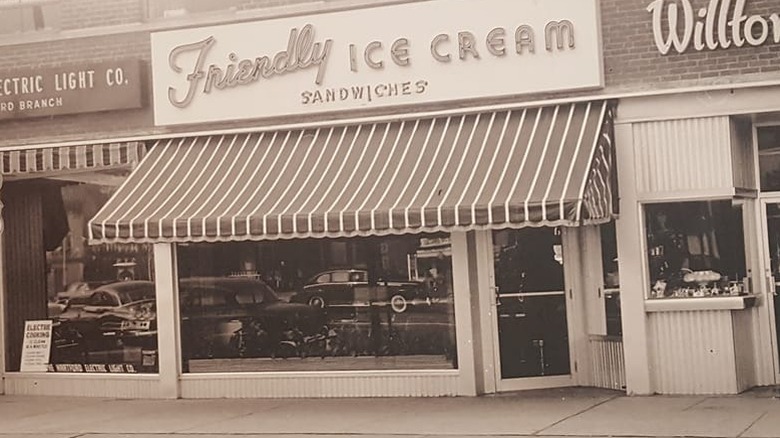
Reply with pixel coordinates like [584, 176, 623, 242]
[5, 375, 165, 398]
[589, 336, 626, 391]
[180, 372, 460, 398]
[732, 309, 757, 392]
[633, 117, 734, 197]
[649, 310, 738, 395]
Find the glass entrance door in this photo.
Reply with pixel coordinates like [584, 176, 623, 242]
[762, 202, 780, 381]
[491, 228, 572, 389]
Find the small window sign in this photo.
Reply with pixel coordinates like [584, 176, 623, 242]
[20, 320, 52, 372]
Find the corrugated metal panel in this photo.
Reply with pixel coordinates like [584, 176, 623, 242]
[748, 306, 776, 386]
[648, 310, 737, 395]
[633, 117, 734, 198]
[588, 335, 625, 391]
[3, 183, 48, 372]
[4, 374, 165, 398]
[732, 308, 757, 392]
[180, 372, 460, 398]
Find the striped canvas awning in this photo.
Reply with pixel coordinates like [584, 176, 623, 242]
[1, 141, 147, 179]
[90, 101, 615, 244]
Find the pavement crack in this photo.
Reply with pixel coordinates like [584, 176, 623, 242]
[530, 394, 621, 436]
[681, 397, 709, 411]
[736, 410, 767, 438]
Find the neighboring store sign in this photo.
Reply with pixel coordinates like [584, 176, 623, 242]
[0, 59, 142, 120]
[47, 363, 139, 373]
[648, 0, 780, 54]
[19, 320, 52, 372]
[151, 0, 603, 126]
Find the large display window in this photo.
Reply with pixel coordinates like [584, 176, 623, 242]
[645, 200, 747, 300]
[176, 234, 457, 373]
[4, 172, 157, 374]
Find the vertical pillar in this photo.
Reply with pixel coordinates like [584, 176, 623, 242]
[614, 122, 653, 395]
[0, 175, 5, 394]
[154, 243, 180, 399]
[562, 227, 591, 386]
[472, 229, 497, 394]
[581, 226, 607, 337]
[451, 231, 477, 396]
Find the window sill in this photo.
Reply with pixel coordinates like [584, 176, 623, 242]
[645, 295, 757, 312]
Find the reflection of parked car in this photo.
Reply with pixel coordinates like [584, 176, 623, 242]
[47, 282, 93, 318]
[179, 277, 327, 360]
[55, 281, 156, 348]
[291, 269, 427, 313]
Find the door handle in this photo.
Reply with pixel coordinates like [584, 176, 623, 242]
[491, 286, 500, 307]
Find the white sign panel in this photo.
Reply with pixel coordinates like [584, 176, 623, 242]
[20, 320, 52, 372]
[151, 0, 603, 126]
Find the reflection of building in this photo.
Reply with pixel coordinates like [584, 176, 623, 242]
[408, 237, 451, 282]
[2, 0, 780, 400]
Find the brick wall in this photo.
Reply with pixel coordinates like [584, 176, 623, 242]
[61, 0, 144, 30]
[602, 0, 780, 91]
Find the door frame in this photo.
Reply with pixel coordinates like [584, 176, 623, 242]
[758, 196, 780, 384]
[485, 227, 580, 392]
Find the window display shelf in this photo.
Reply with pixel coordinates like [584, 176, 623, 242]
[645, 295, 757, 312]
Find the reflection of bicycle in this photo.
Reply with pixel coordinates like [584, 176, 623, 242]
[275, 325, 340, 359]
[51, 321, 88, 362]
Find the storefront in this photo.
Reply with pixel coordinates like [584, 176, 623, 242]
[4, 0, 780, 399]
[0, 0, 629, 398]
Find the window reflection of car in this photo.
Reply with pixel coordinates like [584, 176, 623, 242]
[179, 277, 327, 360]
[47, 281, 93, 318]
[55, 281, 156, 348]
[291, 269, 427, 313]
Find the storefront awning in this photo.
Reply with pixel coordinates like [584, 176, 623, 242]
[1, 141, 147, 180]
[89, 101, 615, 243]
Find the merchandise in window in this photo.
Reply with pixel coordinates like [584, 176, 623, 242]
[4, 171, 157, 373]
[645, 201, 747, 300]
[176, 234, 457, 373]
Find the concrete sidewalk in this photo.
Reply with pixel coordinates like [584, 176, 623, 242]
[0, 387, 779, 438]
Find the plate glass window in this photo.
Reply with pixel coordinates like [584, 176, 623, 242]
[176, 234, 457, 373]
[644, 201, 747, 300]
[3, 164, 157, 374]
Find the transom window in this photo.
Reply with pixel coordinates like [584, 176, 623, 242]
[758, 126, 780, 192]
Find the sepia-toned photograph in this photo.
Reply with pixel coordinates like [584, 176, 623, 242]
[0, 0, 778, 437]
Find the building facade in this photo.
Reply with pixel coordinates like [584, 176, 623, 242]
[0, 0, 779, 398]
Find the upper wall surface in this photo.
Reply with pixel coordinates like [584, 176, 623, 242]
[2, 0, 780, 146]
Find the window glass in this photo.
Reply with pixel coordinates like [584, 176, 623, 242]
[758, 126, 780, 192]
[645, 200, 747, 299]
[3, 166, 157, 374]
[332, 271, 350, 282]
[600, 222, 621, 337]
[492, 228, 569, 378]
[177, 234, 457, 373]
[0, 1, 61, 35]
